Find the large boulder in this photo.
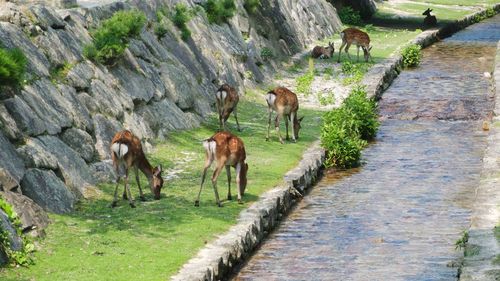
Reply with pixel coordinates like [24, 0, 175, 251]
[20, 169, 76, 214]
[3, 96, 47, 136]
[0, 130, 25, 192]
[93, 114, 122, 160]
[0, 104, 22, 141]
[0, 191, 49, 237]
[16, 138, 59, 170]
[0, 209, 23, 252]
[60, 128, 96, 163]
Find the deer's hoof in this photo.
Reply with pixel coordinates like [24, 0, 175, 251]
[110, 201, 118, 208]
[140, 196, 146, 202]
[129, 202, 136, 208]
[265, 137, 269, 142]
[280, 140, 284, 144]
[237, 199, 243, 204]
[122, 193, 128, 200]
[194, 200, 200, 207]
[217, 202, 223, 207]
[293, 139, 297, 143]
[227, 195, 232, 200]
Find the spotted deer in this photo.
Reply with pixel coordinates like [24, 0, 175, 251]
[111, 130, 164, 208]
[311, 42, 335, 59]
[195, 131, 248, 207]
[423, 8, 437, 26]
[337, 27, 373, 63]
[215, 84, 241, 131]
[265, 87, 304, 144]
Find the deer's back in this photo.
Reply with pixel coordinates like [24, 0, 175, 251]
[217, 84, 239, 106]
[267, 87, 298, 114]
[311, 46, 324, 58]
[211, 131, 246, 164]
[111, 130, 143, 161]
[341, 27, 370, 45]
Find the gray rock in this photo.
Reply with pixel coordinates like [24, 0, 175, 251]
[27, 5, 66, 30]
[66, 62, 93, 91]
[37, 135, 97, 198]
[0, 130, 25, 191]
[90, 161, 116, 184]
[57, 84, 94, 133]
[20, 169, 75, 214]
[33, 27, 82, 65]
[16, 138, 58, 170]
[88, 79, 125, 118]
[123, 112, 154, 141]
[0, 103, 22, 141]
[60, 128, 96, 163]
[110, 62, 158, 104]
[0, 191, 49, 237]
[3, 96, 47, 136]
[93, 114, 122, 160]
[0, 209, 23, 251]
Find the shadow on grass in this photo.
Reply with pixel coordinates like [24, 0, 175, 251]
[369, 12, 458, 31]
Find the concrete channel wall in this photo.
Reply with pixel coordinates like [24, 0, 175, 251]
[459, 40, 500, 281]
[172, 6, 500, 281]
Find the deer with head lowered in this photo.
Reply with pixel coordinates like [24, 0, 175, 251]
[265, 87, 304, 144]
[216, 84, 241, 131]
[110, 130, 164, 208]
[311, 42, 335, 59]
[423, 8, 437, 26]
[195, 131, 248, 207]
[337, 27, 373, 63]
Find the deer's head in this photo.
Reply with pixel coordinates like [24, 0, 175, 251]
[362, 46, 373, 62]
[151, 165, 163, 200]
[327, 42, 335, 57]
[423, 8, 432, 16]
[240, 163, 249, 196]
[293, 116, 304, 140]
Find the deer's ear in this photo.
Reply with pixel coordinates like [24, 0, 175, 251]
[369, 46, 372, 51]
[158, 164, 162, 173]
[298, 116, 305, 122]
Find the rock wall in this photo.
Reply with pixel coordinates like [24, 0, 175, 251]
[0, 0, 341, 234]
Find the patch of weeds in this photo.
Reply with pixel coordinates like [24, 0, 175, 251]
[0, 47, 27, 87]
[317, 92, 335, 106]
[172, 3, 193, 41]
[401, 44, 422, 68]
[274, 72, 283, 80]
[464, 244, 480, 257]
[260, 47, 274, 61]
[341, 61, 372, 85]
[244, 0, 261, 14]
[287, 62, 303, 73]
[338, 6, 363, 26]
[203, 0, 236, 24]
[455, 230, 469, 250]
[296, 58, 315, 96]
[49, 62, 73, 84]
[323, 67, 335, 80]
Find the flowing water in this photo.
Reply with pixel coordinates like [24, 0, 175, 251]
[234, 15, 500, 281]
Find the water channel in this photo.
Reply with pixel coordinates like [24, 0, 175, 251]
[234, 15, 500, 281]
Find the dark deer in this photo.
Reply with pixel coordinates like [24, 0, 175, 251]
[337, 27, 373, 63]
[423, 8, 437, 26]
[265, 87, 304, 144]
[111, 130, 164, 208]
[311, 42, 335, 59]
[216, 84, 241, 131]
[195, 131, 248, 207]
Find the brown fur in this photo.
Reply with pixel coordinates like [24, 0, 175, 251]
[111, 130, 163, 207]
[195, 131, 248, 207]
[311, 42, 334, 59]
[216, 84, 241, 131]
[265, 87, 304, 144]
[337, 27, 372, 63]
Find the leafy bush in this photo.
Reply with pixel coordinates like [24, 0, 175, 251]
[401, 44, 422, 68]
[260, 47, 273, 60]
[338, 6, 362, 26]
[83, 10, 146, 65]
[203, 0, 236, 24]
[0, 47, 27, 87]
[321, 86, 379, 169]
[244, 0, 261, 14]
[172, 3, 192, 41]
[317, 92, 335, 106]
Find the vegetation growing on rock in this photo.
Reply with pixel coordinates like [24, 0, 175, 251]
[203, 0, 237, 24]
[0, 47, 27, 87]
[401, 43, 422, 68]
[244, 0, 261, 14]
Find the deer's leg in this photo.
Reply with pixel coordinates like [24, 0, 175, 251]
[195, 154, 214, 207]
[285, 114, 289, 141]
[135, 166, 145, 201]
[124, 169, 135, 208]
[266, 108, 273, 141]
[112, 176, 121, 208]
[233, 107, 241, 132]
[345, 43, 352, 60]
[235, 163, 243, 204]
[337, 41, 346, 63]
[216, 99, 223, 131]
[356, 46, 360, 62]
[226, 165, 232, 200]
[290, 111, 296, 143]
[211, 161, 225, 207]
[275, 114, 284, 144]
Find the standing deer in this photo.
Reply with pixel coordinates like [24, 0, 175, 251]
[311, 42, 335, 59]
[111, 130, 164, 208]
[423, 8, 437, 26]
[265, 87, 304, 144]
[216, 84, 241, 132]
[337, 27, 373, 63]
[195, 131, 248, 207]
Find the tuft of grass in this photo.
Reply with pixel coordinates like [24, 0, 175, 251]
[296, 58, 315, 96]
[0, 47, 27, 87]
[341, 61, 372, 85]
[455, 230, 469, 250]
[260, 47, 273, 61]
[49, 62, 73, 84]
[244, 0, 261, 14]
[172, 3, 193, 41]
[83, 10, 146, 65]
[401, 44, 422, 68]
[317, 92, 335, 106]
[203, 0, 237, 24]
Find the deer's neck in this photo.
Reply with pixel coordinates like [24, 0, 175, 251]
[137, 153, 154, 181]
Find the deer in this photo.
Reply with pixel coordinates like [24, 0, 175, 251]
[423, 8, 437, 26]
[265, 87, 304, 144]
[337, 27, 373, 63]
[195, 131, 248, 207]
[110, 130, 164, 208]
[215, 84, 241, 132]
[311, 42, 335, 59]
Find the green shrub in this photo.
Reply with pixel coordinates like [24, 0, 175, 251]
[401, 44, 422, 68]
[260, 47, 273, 60]
[172, 3, 192, 41]
[49, 61, 73, 84]
[83, 10, 146, 65]
[338, 6, 363, 26]
[317, 92, 335, 106]
[203, 0, 236, 24]
[321, 86, 379, 169]
[0, 47, 27, 87]
[244, 0, 261, 14]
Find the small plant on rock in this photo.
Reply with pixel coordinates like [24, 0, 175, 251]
[401, 44, 422, 68]
[203, 0, 237, 24]
[244, 0, 261, 14]
[0, 47, 27, 87]
[172, 3, 193, 41]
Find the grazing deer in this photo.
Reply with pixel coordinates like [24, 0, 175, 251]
[337, 27, 373, 63]
[215, 84, 241, 132]
[265, 87, 304, 144]
[311, 42, 335, 59]
[195, 131, 248, 207]
[423, 8, 437, 26]
[110, 130, 164, 208]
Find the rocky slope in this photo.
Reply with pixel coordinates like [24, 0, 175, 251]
[0, 0, 341, 244]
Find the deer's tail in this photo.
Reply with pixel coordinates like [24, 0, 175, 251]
[202, 137, 216, 159]
[111, 142, 129, 159]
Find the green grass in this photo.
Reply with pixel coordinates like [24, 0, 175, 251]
[411, 0, 498, 6]
[0, 98, 322, 281]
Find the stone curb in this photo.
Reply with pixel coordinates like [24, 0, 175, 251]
[458, 40, 500, 281]
[362, 4, 500, 100]
[171, 142, 325, 281]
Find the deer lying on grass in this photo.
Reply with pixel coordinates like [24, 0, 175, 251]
[423, 8, 437, 26]
[311, 42, 335, 59]
[195, 131, 248, 207]
[111, 130, 164, 208]
[337, 27, 373, 63]
[265, 87, 304, 144]
[216, 84, 241, 131]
